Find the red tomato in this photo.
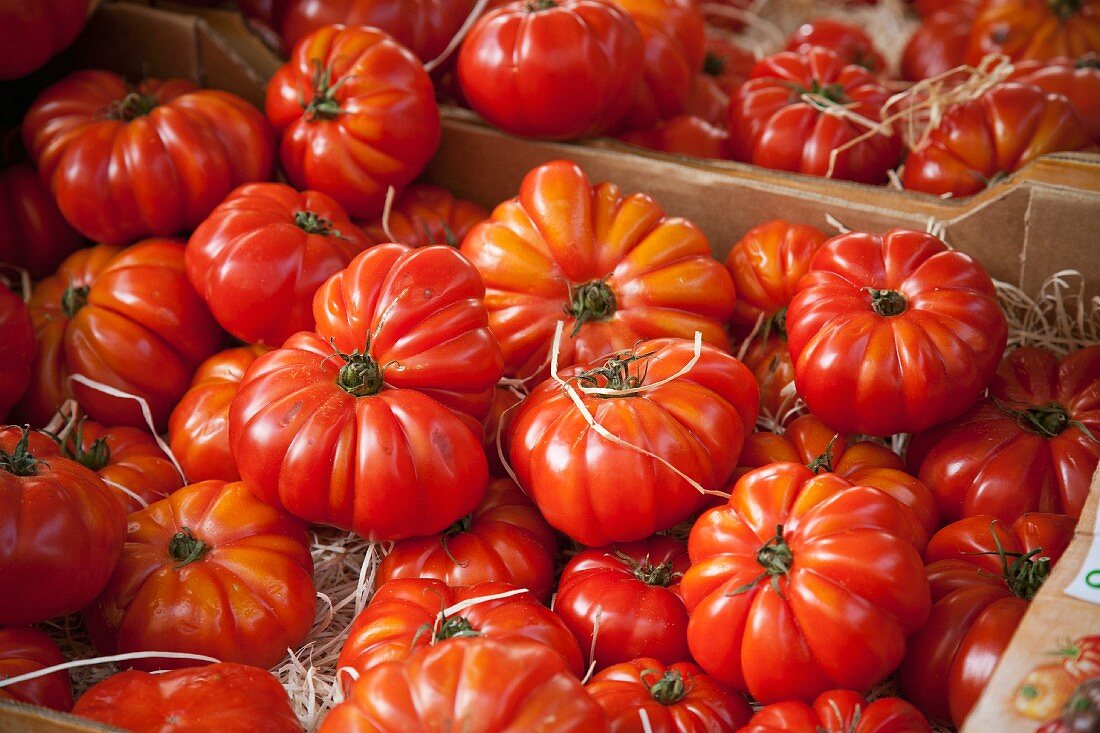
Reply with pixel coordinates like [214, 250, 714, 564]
[16, 240, 223, 431]
[0, 626, 72, 711]
[0, 165, 83, 280]
[84, 480, 315, 671]
[587, 658, 752, 732]
[900, 513, 1075, 726]
[337, 579, 584, 687]
[0, 427, 125, 625]
[376, 477, 557, 602]
[908, 345, 1100, 523]
[740, 689, 930, 733]
[168, 345, 269, 484]
[1058, 635, 1100, 680]
[554, 536, 691, 670]
[279, 0, 476, 62]
[729, 48, 901, 183]
[685, 74, 729, 127]
[186, 182, 369, 346]
[460, 160, 736, 381]
[739, 323, 797, 420]
[786, 229, 1007, 437]
[0, 0, 87, 80]
[483, 385, 523, 475]
[786, 20, 886, 76]
[903, 83, 1093, 197]
[22, 71, 274, 244]
[320, 637, 607, 732]
[508, 338, 758, 545]
[266, 25, 440, 218]
[901, 5, 978, 82]
[703, 36, 755, 94]
[681, 463, 930, 703]
[1010, 56, 1100, 142]
[0, 284, 33, 422]
[617, 115, 731, 159]
[358, 183, 488, 247]
[458, 0, 643, 140]
[71, 663, 300, 733]
[966, 0, 1100, 65]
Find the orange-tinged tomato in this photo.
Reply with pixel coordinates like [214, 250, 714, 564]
[966, 0, 1100, 65]
[358, 183, 488, 247]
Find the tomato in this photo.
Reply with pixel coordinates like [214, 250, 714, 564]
[279, 0, 476, 62]
[786, 229, 1007, 437]
[729, 48, 900, 183]
[702, 36, 755, 94]
[685, 74, 729, 127]
[913, 0, 980, 16]
[901, 4, 979, 81]
[681, 463, 930, 703]
[0, 427, 125, 625]
[1010, 56, 1100, 142]
[359, 183, 488, 247]
[903, 83, 1093, 198]
[376, 478, 557, 602]
[0, 0, 87, 80]
[186, 182, 369, 346]
[908, 345, 1100, 523]
[0, 626, 72, 711]
[1057, 635, 1100, 680]
[71, 663, 300, 733]
[337, 578, 584, 688]
[169, 345, 269, 483]
[609, 0, 705, 130]
[0, 165, 83, 280]
[617, 115, 730, 159]
[966, 0, 1100, 65]
[740, 689, 930, 733]
[84, 480, 315, 671]
[460, 160, 736, 381]
[16, 240, 223, 431]
[554, 536, 691, 670]
[786, 20, 886, 76]
[22, 71, 274, 244]
[508, 338, 758, 545]
[1015, 664, 1080, 721]
[320, 637, 607, 732]
[587, 658, 752, 732]
[483, 385, 523, 475]
[900, 513, 1075, 726]
[739, 321, 797, 420]
[0, 284, 33, 422]
[266, 25, 440, 218]
[458, 0, 645, 139]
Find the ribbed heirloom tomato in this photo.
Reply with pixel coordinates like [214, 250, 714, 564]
[1010, 56, 1100, 142]
[0, 164, 83, 279]
[966, 0, 1100, 65]
[22, 70, 274, 244]
[785, 19, 886, 75]
[457, 0, 643, 139]
[785, 229, 1007, 437]
[901, 3, 979, 81]
[266, 25, 440, 218]
[0, 627, 73, 711]
[618, 116, 731, 160]
[0, 0, 87, 80]
[508, 338, 758, 546]
[0, 284, 33, 422]
[461, 160, 736, 380]
[358, 183, 488, 247]
[741, 689, 930, 733]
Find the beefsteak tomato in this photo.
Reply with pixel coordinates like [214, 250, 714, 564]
[0, 283, 33, 422]
[685, 74, 729, 127]
[966, 0, 1100, 65]
[785, 19, 885, 75]
[740, 689, 930, 733]
[0, 626, 72, 711]
[1009, 56, 1100, 142]
[617, 115, 730, 159]
[359, 183, 488, 247]
[901, 3, 979, 81]
[0, 164, 83, 280]
[702, 36, 754, 94]
[0, 0, 87, 80]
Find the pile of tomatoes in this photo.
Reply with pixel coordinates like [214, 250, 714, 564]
[1, 1, 1100, 733]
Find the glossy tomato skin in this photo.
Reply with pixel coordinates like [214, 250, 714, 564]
[84, 480, 315, 671]
[786, 229, 1007, 437]
[509, 338, 758, 546]
[0, 284, 33, 422]
[358, 183, 488, 247]
[71, 663, 300, 733]
[320, 637, 608, 732]
[1010, 56, 1100, 142]
[703, 36, 755, 95]
[0, 0, 87, 80]
[966, 0, 1100, 65]
[377, 477, 558, 602]
[587, 658, 752, 733]
[908, 345, 1100, 523]
[23, 71, 274, 244]
[555, 536, 691, 670]
[16, 240, 223, 431]
[266, 25, 441, 218]
[685, 74, 729, 127]
[461, 160, 736, 381]
[740, 689, 931, 733]
[337, 579, 584, 688]
[901, 4, 978, 81]
[186, 182, 368, 346]
[617, 115, 731, 159]
[902, 83, 1093, 197]
[681, 463, 930, 704]
[900, 513, 1075, 726]
[457, 0, 643, 139]
[729, 48, 900, 183]
[0, 626, 73, 711]
[168, 345, 269, 483]
[0, 165, 83, 280]
[0, 427, 125, 625]
[786, 19, 886, 76]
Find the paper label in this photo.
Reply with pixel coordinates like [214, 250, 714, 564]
[1064, 509, 1100, 605]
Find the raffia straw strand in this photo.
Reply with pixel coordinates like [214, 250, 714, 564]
[0, 651, 221, 688]
[380, 186, 398, 243]
[580, 605, 603, 685]
[736, 312, 767, 362]
[423, 0, 491, 73]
